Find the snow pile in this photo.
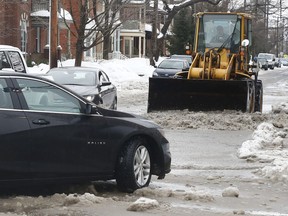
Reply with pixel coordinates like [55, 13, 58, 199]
[272, 102, 288, 114]
[222, 186, 240, 198]
[238, 113, 288, 182]
[134, 185, 214, 202]
[147, 110, 267, 130]
[63, 193, 105, 206]
[127, 197, 159, 212]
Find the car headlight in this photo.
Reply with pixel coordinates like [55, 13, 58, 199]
[152, 71, 159, 77]
[85, 95, 95, 101]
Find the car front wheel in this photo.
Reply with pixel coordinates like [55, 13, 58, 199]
[116, 137, 152, 192]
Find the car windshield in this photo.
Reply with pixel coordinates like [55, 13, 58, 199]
[258, 53, 273, 60]
[49, 69, 96, 86]
[158, 60, 185, 69]
[171, 55, 192, 64]
[198, 14, 240, 51]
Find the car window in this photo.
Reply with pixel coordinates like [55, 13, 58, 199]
[0, 79, 13, 109]
[50, 70, 96, 86]
[0, 51, 12, 70]
[159, 60, 183, 69]
[16, 78, 82, 113]
[83, 72, 95, 85]
[99, 71, 109, 84]
[7, 51, 26, 72]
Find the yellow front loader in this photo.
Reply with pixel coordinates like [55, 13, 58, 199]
[148, 12, 263, 113]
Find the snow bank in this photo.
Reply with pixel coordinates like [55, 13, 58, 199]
[134, 185, 214, 202]
[127, 197, 159, 212]
[238, 106, 288, 183]
[63, 193, 105, 206]
[222, 186, 240, 197]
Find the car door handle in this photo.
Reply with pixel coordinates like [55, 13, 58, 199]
[32, 119, 50, 125]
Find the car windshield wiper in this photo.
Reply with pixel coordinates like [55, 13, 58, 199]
[217, 22, 238, 53]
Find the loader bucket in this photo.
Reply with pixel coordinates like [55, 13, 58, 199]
[147, 78, 253, 112]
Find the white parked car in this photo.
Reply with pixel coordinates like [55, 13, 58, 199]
[0, 45, 28, 73]
[258, 53, 275, 70]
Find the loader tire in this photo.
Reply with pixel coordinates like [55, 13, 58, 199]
[254, 80, 263, 112]
[246, 81, 255, 113]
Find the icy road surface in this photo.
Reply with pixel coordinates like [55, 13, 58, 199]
[1, 65, 288, 216]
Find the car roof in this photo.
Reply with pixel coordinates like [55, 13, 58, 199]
[0, 72, 60, 83]
[161, 58, 188, 62]
[171, 54, 192, 58]
[0, 45, 22, 52]
[0, 72, 34, 77]
[48, 66, 101, 73]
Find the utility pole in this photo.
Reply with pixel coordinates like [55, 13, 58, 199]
[49, 0, 58, 69]
[150, 0, 158, 65]
[280, 0, 283, 54]
[264, 0, 269, 52]
[276, 17, 279, 57]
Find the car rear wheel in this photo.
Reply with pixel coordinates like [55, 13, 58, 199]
[116, 137, 151, 193]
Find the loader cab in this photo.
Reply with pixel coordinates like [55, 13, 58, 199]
[196, 13, 252, 54]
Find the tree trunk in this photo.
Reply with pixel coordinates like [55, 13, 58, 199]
[74, 39, 83, 66]
[103, 34, 111, 60]
[149, 0, 158, 66]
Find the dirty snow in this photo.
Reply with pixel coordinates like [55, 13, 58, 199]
[127, 197, 159, 212]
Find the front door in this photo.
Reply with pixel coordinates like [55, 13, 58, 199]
[0, 77, 31, 180]
[13, 77, 111, 179]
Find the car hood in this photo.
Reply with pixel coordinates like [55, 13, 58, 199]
[64, 85, 98, 96]
[97, 107, 161, 129]
[154, 68, 182, 76]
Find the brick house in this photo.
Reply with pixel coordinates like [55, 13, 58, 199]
[0, 0, 168, 63]
[0, 1, 31, 54]
[0, 0, 72, 63]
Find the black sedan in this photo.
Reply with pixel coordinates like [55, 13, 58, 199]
[0, 72, 171, 192]
[46, 66, 117, 110]
[152, 58, 190, 78]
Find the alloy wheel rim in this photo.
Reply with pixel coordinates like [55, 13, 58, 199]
[133, 145, 150, 186]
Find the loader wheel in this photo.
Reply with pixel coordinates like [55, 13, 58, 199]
[254, 81, 263, 112]
[246, 81, 255, 113]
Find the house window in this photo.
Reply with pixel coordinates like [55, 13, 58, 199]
[85, 37, 92, 57]
[36, 27, 41, 53]
[124, 39, 130, 56]
[20, 14, 28, 54]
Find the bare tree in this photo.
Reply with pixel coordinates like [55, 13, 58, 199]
[245, 0, 288, 54]
[61, 0, 130, 66]
[149, 0, 222, 66]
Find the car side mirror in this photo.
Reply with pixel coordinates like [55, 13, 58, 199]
[101, 81, 111, 86]
[85, 103, 97, 114]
